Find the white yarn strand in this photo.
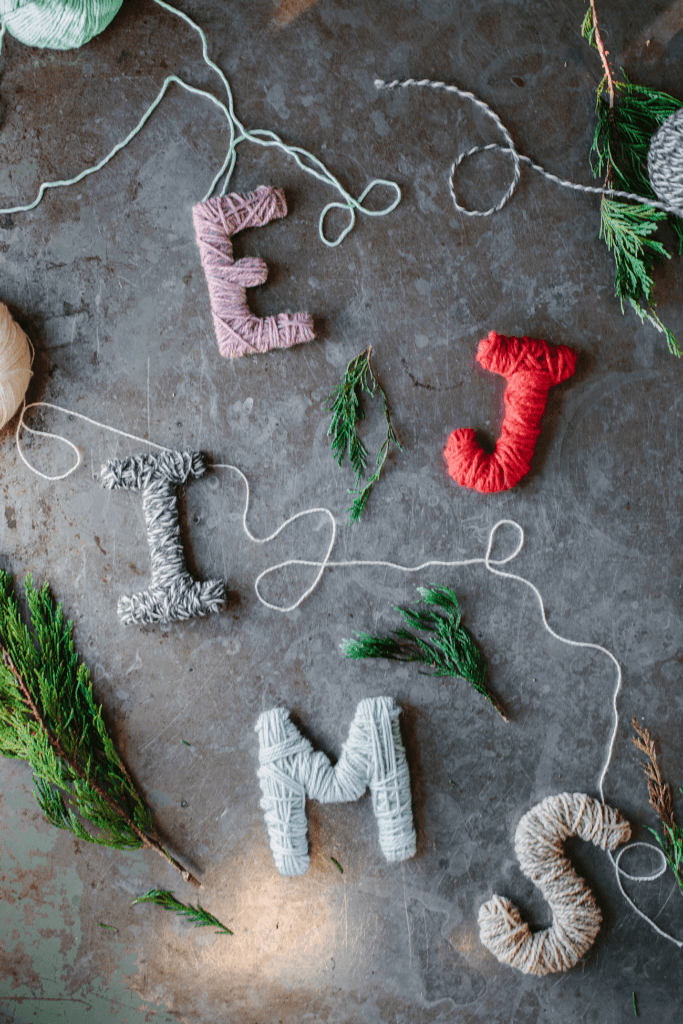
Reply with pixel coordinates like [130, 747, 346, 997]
[374, 78, 683, 221]
[12, 401, 681, 947]
[255, 697, 416, 876]
[478, 793, 631, 975]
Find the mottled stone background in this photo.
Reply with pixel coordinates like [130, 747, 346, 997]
[0, 1, 681, 1021]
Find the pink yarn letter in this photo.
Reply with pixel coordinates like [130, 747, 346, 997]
[193, 185, 314, 358]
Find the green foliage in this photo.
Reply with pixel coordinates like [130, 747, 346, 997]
[341, 585, 507, 720]
[632, 718, 683, 894]
[132, 889, 233, 934]
[325, 347, 401, 523]
[647, 812, 683, 895]
[0, 572, 196, 883]
[583, 14, 683, 355]
[581, 5, 597, 50]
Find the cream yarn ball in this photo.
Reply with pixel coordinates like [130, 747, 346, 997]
[0, 302, 31, 429]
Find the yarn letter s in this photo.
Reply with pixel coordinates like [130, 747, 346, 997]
[255, 696, 416, 875]
[193, 185, 314, 358]
[100, 450, 225, 625]
[478, 792, 631, 976]
[444, 332, 577, 493]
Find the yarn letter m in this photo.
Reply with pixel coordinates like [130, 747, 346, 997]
[255, 697, 416, 875]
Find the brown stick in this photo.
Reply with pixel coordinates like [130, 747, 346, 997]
[1, 648, 201, 888]
[589, 0, 615, 109]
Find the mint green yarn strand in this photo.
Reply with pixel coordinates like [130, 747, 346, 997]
[0, 0, 401, 245]
[153, 0, 401, 244]
[0, 76, 234, 215]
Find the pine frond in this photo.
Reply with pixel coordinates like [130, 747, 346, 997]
[132, 890, 233, 935]
[0, 572, 198, 885]
[583, 18, 683, 356]
[325, 347, 401, 523]
[581, 5, 596, 49]
[632, 717, 683, 892]
[341, 585, 507, 719]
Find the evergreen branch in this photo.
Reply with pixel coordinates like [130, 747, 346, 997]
[340, 585, 507, 720]
[582, 9, 683, 356]
[132, 890, 233, 934]
[325, 346, 402, 523]
[632, 717, 683, 893]
[0, 573, 200, 887]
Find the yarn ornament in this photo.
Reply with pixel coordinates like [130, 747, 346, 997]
[100, 451, 225, 625]
[478, 793, 631, 976]
[192, 186, 313, 358]
[255, 697, 416, 876]
[0, 301, 31, 429]
[444, 332, 576, 493]
[0, 0, 123, 50]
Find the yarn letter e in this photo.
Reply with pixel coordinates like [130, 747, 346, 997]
[478, 792, 631, 976]
[444, 331, 577, 492]
[100, 450, 225, 625]
[193, 185, 314, 358]
[255, 696, 416, 875]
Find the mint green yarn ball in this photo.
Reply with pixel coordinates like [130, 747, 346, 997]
[2, 0, 124, 50]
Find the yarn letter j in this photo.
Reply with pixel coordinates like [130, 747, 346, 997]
[255, 697, 416, 876]
[478, 793, 631, 976]
[100, 450, 225, 625]
[444, 331, 577, 493]
[193, 185, 314, 358]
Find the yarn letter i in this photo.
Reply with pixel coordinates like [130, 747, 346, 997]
[444, 332, 577, 493]
[100, 451, 225, 625]
[193, 185, 314, 358]
[478, 793, 631, 976]
[255, 697, 416, 876]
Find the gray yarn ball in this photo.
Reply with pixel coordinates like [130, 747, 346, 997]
[648, 107, 683, 207]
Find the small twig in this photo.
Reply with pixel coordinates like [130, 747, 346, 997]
[589, 0, 615, 108]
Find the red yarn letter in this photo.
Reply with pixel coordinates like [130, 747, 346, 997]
[193, 185, 314, 358]
[444, 331, 577, 493]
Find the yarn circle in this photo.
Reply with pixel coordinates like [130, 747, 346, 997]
[0, 302, 31, 429]
[2, 0, 123, 50]
[648, 107, 683, 207]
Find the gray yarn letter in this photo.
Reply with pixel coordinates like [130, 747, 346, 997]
[255, 696, 416, 876]
[100, 450, 225, 625]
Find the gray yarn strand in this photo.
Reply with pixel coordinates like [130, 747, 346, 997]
[100, 450, 225, 625]
[478, 793, 631, 976]
[375, 78, 683, 220]
[255, 697, 416, 876]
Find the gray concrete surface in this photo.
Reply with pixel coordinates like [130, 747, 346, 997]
[0, 0, 682, 1021]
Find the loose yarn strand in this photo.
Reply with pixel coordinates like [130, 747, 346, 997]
[374, 78, 683, 220]
[0, 0, 401, 245]
[13, 403, 680, 947]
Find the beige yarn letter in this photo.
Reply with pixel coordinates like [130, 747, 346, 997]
[478, 792, 631, 976]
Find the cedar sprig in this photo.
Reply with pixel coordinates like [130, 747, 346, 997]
[340, 585, 507, 720]
[132, 889, 233, 934]
[632, 717, 683, 893]
[582, 3, 683, 356]
[325, 346, 401, 523]
[0, 572, 199, 886]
